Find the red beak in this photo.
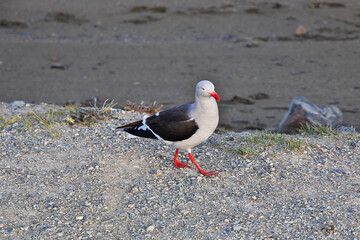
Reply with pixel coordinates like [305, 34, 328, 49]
[209, 91, 220, 101]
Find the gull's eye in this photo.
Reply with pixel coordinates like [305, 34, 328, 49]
[202, 87, 205, 90]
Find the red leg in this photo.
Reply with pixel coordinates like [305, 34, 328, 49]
[188, 153, 218, 177]
[173, 149, 190, 168]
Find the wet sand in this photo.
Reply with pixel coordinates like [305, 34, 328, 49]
[1, 0, 360, 131]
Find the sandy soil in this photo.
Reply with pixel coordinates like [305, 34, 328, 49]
[0, 103, 359, 239]
[1, 0, 360, 131]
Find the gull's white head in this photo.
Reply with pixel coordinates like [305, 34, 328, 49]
[195, 80, 220, 101]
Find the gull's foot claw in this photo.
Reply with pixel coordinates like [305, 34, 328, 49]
[199, 170, 219, 177]
[174, 159, 190, 168]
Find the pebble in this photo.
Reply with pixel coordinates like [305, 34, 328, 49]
[11, 101, 26, 108]
[233, 224, 242, 231]
[146, 225, 155, 232]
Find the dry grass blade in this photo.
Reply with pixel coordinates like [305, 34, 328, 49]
[124, 100, 163, 114]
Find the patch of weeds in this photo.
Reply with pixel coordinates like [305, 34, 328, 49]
[30, 109, 66, 137]
[300, 123, 360, 141]
[1, 113, 36, 131]
[300, 123, 337, 136]
[237, 130, 310, 157]
[124, 100, 163, 114]
[0, 109, 66, 134]
[284, 138, 308, 151]
[248, 130, 286, 147]
[0, 114, 21, 131]
[238, 145, 257, 157]
[30, 109, 64, 131]
[67, 99, 117, 126]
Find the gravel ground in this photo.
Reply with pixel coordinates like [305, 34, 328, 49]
[0, 102, 359, 239]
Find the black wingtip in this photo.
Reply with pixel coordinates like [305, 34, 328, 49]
[116, 120, 143, 130]
[115, 120, 157, 139]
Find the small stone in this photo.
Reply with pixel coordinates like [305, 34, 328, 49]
[155, 169, 163, 177]
[321, 148, 328, 153]
[245, 40, 259, 48]
[11, 100, 25, 108]
[132, 187, 139, 193]
[21, 148, 28, 153]
[76, 216, 84, 220]
[295, 25, 307, 36]
[51, 62, 67, 70]
[181, 210, 190, 215]
[146, 225, 155, 232]
[233, 224, 242, 231]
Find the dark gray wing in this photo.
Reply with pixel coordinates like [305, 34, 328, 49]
[145, 104, 199, 142]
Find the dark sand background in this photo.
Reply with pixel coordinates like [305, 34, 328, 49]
[1, 0, 360, 131]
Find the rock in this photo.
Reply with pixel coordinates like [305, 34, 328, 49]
[11, 100, 25, 108]
[278, 96, 342, 133]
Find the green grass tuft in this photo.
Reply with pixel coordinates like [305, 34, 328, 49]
[237, 130, 311, 157]
[300, 123, 337, 136]
[300, 122, 360, 141]
[238, 145, 257, 157]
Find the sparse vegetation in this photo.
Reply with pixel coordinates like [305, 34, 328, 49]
[30, 109, 65, 130]
[0, 113, 22, 131]
[300, 123, 337, 136]
[0, 109, 64, 137]
[285, 138, 308, 151]
[124, 100, 163, 114]
[238, 144, 257, 157]
[0, 100, 119, 132]
[237, 130, 311, 157]
[66, 99, 117, 126]
[300, 122, 360, 141]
